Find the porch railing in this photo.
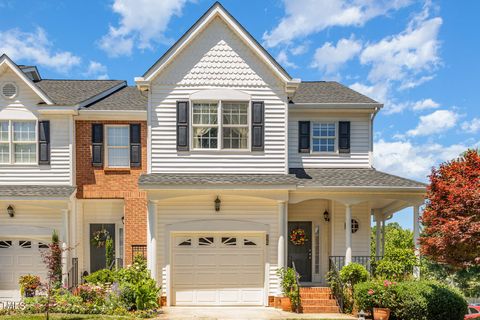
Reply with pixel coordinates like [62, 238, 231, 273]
[132, 244, 147, 261]
[329, 255, 383, 274]
[328, 257, 345, 312]
[291, 261, 301, 313]
[67, 257, 78, 290]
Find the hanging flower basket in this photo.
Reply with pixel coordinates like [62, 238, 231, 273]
[289, 228, 308, 246]
[91, 228, 110, 248]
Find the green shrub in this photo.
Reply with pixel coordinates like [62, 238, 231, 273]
[340, 263, 369, 288]
[84, 268, 117, 284]
[354, 280, 467, 320]
[276, 267, 300, 312]
[105, 236, 114, 269]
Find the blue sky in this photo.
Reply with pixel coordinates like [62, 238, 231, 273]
[1, 0, 479, 229]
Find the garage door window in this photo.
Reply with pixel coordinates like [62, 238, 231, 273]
[198, 237, 214, 247]
[19, 240, 32, 248]
[176, 237, 192, 247]
[244, 238, 258, 246]
[221, 237, 236, 246]
[0, 240, 12, 248]
[39, 242, 49, 249]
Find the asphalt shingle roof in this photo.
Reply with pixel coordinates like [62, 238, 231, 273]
[291, 81, 379, 104]
[83, 86, 147, 111]
[0, 185, 76, 197]
[139, 173, 298, 186]
[35, 80, 124, 106]
[290, 168, 426, 188]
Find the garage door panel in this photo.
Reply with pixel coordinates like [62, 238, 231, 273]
[0, 271, 14, 282]
[17, 256, 34, 266]
[0, 255, 13, 265]
[172, 233, 265, 306]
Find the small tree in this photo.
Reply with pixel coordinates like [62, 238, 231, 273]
[105, 236, 114, 269]
[40, 230, 63, 320]
[420, 149, 480, 269]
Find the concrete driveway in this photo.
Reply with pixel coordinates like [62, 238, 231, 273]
[158, 307, 356, 320]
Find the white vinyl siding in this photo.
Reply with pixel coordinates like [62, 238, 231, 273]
[0, 68, 73, 184]
[289, 113, 371, 168]
[155, 194, 280, 300]
[149, 17, 287, 174]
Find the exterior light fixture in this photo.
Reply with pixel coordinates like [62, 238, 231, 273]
[214, 196, 221, 212]
[357, 310, 367, 320]
[7, 205, 14, 218]
[323, 209, 330, 222]
[121, 216, 125, 224]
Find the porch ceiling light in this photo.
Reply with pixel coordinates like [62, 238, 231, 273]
[214, 196, 221, 212]
[323, 209, 330, 222]
[7, 205, 14, 218]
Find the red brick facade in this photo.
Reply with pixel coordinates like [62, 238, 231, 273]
[76, 120, 147, 265]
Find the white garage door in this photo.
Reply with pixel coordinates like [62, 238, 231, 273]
[0, 239, 48, 290]
[172, 233, 265, 306]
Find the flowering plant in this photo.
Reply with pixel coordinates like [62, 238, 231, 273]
[289, 228, 308, 246]
[366, 280, 397, 308]
[19, 274, 41, 297]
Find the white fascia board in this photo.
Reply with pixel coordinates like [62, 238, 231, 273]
[77, 110, 147, 121]
[140, 5, 292, 85]
[0, 55, 54, 105]
[290, 102, 383, 110]
[139, 184, 297, 191]
[297, 185, 427, 193]
[37, 106, 78, 115]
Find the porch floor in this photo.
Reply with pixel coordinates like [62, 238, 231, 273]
[158, 307, 355, 320]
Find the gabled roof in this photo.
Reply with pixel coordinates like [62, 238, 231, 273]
[137, 2, 298, 87]
[83, 86, 147, 111]
[35, 79, 125, 106]
[0, 54, 54, 105]
[291, 82, 380, 105]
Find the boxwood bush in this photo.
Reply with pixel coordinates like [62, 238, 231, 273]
[355, 280, 467, 320]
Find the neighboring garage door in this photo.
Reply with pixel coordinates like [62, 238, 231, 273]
[0, 239, 49, 290]
[172, 233, 265, 306]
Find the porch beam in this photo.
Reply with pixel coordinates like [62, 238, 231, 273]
[413, 205, 421, 278]
[345, 204, 352, 265]
[147, 201, 158, 281]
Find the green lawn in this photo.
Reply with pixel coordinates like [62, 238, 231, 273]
[0, 314, 138, 320]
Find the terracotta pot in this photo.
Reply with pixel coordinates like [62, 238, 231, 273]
[281, 297, 292, 312]
[274, 296, 282, 309]
[373, 307, 391, 320]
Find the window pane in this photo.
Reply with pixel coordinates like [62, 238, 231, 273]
[313, 123, 335, 138]
[312, 138, 335, 152]
[107, 126, 129, 147]
[13, 122, 35, 142]
[108, 147, 129, 167]
[193, 103, 218, 125]
[0, 121, 8, 141]
[193, 127, 218, 149]
[223, 127, 248, 149]
[0, 143, 9, 163]
[14, 143, 36, 163]
[222, 103, 248, 125]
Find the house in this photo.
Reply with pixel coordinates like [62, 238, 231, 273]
[0, 1, 425, 310]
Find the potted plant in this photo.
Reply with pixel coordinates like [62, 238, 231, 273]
[276, 267, 301, 312]
[18, 274, 41, 297]
[367, 280, 396, 320]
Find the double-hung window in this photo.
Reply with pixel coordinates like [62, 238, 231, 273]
[312, 122, 336, 152]
[105, 125, 129, 168]
[0, 120, 37, 164]
[192, 101, 249, 150]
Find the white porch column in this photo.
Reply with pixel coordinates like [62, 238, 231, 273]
[61, 209, 69, 245]
[345, 204, 352, 265]
[61, 242, 68, 286]
[381, 219, 386, 256]
[61, 209, 69, 286]
[413, 205, 421, 278]
[147, 201, 157, 281]
[277, 201, 287, 272]
[374, 211, 382, 257]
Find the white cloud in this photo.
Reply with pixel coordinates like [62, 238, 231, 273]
[99, 0, 192, 57]
[411, 98, 439, 111]
[374, 139, 474, 181]
[406, 109, 458, 136]
[461, 118, 480, 134]
[276, 50, 298, 69]
[350, 82, 389, 103]
[360, 11, 442, 86]
[311, 37, 362, 75]
[83, 61, 109, 80]
[290, 43, 309, 56]
[263, 0, 412, 48]
[0, 27, 81, 73]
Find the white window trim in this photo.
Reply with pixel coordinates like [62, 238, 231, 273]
[104, 124, 130, 169]
[190, 100, 251, 152]
[311, 121, 338, 154]
[0, 120, 38, 165]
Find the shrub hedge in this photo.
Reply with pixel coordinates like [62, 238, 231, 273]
[355, 280, 467, 320]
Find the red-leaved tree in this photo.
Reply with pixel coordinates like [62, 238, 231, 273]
[420, 149, 480, 269]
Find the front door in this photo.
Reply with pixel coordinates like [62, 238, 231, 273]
[287, 221, 312, 282]
[89, 224, 115, 273]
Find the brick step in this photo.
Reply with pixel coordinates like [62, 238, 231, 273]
[299, 287, 332, 293]
[301, 298, 338, 306]
[300, 293, 333, 299]
[301, 305, 341, 313]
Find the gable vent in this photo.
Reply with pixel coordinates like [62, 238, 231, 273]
[1, 83, 18, 99]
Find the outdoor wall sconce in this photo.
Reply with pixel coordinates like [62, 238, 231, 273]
[121, 216, 125, 224]
[214, 196, 221, 212]
[7, 205, 14, 218]
[323, 209, 330, 222]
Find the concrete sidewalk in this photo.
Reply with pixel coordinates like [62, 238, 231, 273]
[158, 307, 356, 320]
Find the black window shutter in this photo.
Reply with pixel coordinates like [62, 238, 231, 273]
[130, 123, 141, 167]
[339, 121, 351, 153]
[92, 123, 103, 167]
[251, 101, 264, 151]
[298, 121, 310, 153]
[38, 120, 50, 165]
[176, 101, 189, 151]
